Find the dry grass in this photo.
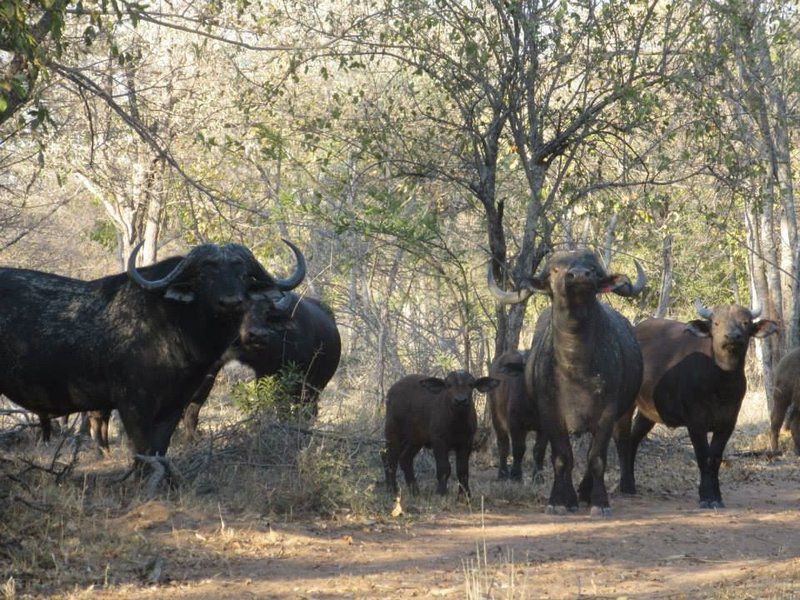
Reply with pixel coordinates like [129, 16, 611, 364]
[0, 388, 794, 598]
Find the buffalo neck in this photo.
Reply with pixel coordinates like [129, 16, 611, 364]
[549, 297, 602, 370]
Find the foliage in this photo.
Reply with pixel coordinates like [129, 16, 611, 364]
[231, 364, 307, 420]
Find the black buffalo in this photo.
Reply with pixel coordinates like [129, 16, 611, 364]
[488, 349, 546, 482]
[489, 249, 645, 516]
[384, 371, 499, 497]
[770, 346, 800, 455]
[181, 292, 341, 435]
[620, 301, 777, 508]
[0, 240, 305, 458]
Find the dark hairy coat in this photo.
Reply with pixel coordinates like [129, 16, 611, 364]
[489, 249, 645, 516]
[181, 293, 341, 434]
[488, 349, 546, 482]
[0, 241, 305, 457]
[619, 302, 777, 508]
[384, 371, 499, 497]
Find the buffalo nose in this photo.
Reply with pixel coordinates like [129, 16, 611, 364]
[727, 331, 744, 343]
[244, 326, 271, 346]
[217, 294, 244, 312]
[566, 268, 590, 282]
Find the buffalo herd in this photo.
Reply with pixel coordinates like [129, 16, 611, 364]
[1, 242, 793, 514]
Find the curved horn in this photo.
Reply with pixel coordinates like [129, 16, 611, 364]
[486, 262, 532, 305]
[273, 239, 307, 291]
[612, 259, 647, 297]
[749, 302, 762, 319]
[695, 298, 714, 319]
[127, 242, 191, 291]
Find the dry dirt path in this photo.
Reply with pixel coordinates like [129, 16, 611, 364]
[82, 453, 800, 600]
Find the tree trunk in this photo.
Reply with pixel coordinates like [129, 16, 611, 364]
[655, 234, 673, 319]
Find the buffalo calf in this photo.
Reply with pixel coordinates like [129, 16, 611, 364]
[384, 371, 499, 497]
[488, 350, 546, 482]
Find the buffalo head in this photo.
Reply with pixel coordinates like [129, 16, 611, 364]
[420, 370, 500, 407]
[488, 249, 646, 306]
[127, 238, 306, 317]
[687, 300, 778, 371]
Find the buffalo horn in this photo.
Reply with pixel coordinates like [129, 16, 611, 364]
[486, 262, 532, 305]
[749, 303, 762, 319]
[272, 239, 307, 291]
[612, 259, 647, 297]
[695, 298, 714, 319]
[127, 242, 191, 291]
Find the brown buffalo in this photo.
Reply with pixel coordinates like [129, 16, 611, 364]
[619, 301, 778, 508]
[488, 349, 546, 482]
[384, 371, 499, 497]
[769, 346, 800, 456]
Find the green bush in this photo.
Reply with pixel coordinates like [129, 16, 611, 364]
[231, 364, 308, 420]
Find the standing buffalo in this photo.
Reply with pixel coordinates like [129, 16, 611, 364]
[0, 240, 305, 458]
[489, 250, 645, 516]
[488, 349, 546, 482]
[181, 292, 341, 435]
[770, 347, 800, 455]
[384, 371, 499, 497]
[620, 301, 778, 508]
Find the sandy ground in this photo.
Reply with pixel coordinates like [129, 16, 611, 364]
[4, 393, 800, 599]
[59, 448, 799, 600]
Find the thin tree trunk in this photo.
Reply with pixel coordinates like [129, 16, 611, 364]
[655, 234, 673, 319]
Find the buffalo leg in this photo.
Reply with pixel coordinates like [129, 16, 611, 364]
[399, 443, 420, 495]
[182, 361, 224, 438]
[531, 430, 547, 483]
[688, 427, 716, 508]
[89, 410, 111, 450]
[769, 388, 792, 455]
[38, 414, 52, 443]
[620, 411, 655, 495]
[578, 423, 614, 516]
[707, 425, 734, 507]
[490, 401, 510, 480]
[384, 443, 401, 495]
[546, 426, 577, 514]
[432, 442, 452, 495]
[454, 444, 472, 497]
[788, 405, 800, 455]
[614, 407, 634, 494]
[509, 425, 527, 482]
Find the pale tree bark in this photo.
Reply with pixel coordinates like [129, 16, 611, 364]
[655, 234, 673, 319]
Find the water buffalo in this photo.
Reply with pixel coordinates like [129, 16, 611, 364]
[181, 292, 341, 435]
[489, 250, 645, 516]
[488, 349, 546, 482]
[620, 301, 778, 508]
[384, 371, 500, 497]
[0, 240, 305, 459]
[770, 347, 800, 455]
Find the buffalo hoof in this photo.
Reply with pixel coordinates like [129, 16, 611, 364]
[699, 500, 725, 509]
[545, 504, 577, 515]
[497, 470, 509, 481]
[590, 506, 612, 518]
[618, 481, 636, 495]
[531, 471, 545, 485]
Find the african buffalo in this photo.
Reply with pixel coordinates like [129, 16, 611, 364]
[384, 371, 499, 497]
[181, 293, 341, 435]
[620, 301, 778, 508]
[0, 240, 305, 459]
[489, 249, 645, 516]
[488, 349, 546, 482]
[770, 347, 800, 455]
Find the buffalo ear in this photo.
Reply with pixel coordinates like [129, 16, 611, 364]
[420, 377, 447, 394]
[473, 377, 501, 393]
[686, 319, 712, 337]
[164, 285, 195, 303]
[498, 362, 525, 376]
[598, 273, 630, 294]
[752, 319, 779, 338]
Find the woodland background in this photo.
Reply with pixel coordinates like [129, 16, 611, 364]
[2, 0, 799, 405]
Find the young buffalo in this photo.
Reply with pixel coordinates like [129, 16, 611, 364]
[488, 349, 547, 482]
[384, 371, 499, 497]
